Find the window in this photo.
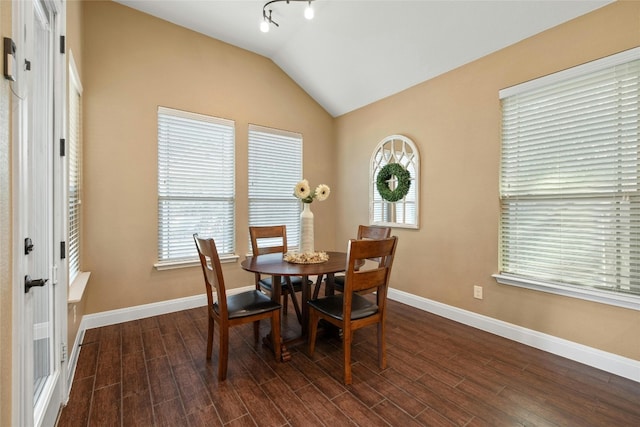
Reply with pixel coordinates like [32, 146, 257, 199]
[496, 48, 640, 310]
[157, 107, 235, 265]
[248, 124, 302, 250]
[68, 53, 82, 282]
[369, 134, 419, 229]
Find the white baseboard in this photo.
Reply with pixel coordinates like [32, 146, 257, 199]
[81, 293, 211, 330]
[388, 288, 640, 383]
[65, 324, 85, 398]
[65, 286, 639, 385]
[78, 286, 255, 331]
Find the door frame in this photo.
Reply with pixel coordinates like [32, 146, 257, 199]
[11, 0, 67, 426]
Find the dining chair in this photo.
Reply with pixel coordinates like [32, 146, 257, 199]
[249, 225, 307, 324]
[307, 236, 398, 385]
[313, 225, 391, 298]
[194, 234, 281, 381]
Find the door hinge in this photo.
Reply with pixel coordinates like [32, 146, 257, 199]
[60, 241, 66, 259]
[60, 138, 65, 156]
[60, 343, 67, 363]
[60, 35, 65, 54]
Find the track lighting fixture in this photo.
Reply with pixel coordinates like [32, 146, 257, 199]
[261, 0, 315, 33]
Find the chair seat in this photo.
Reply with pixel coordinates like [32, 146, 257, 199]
[307, 293, 378, 321]
[214, 290, 281, 319]
[258, 275, 307, 292]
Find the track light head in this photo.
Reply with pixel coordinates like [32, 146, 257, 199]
[304, 1, 314, 20]
[260, 0, 315, 32]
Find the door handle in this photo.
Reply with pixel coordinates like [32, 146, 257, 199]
[25, 275, 48, 293]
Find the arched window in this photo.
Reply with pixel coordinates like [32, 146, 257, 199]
[370, 135, 419, 229]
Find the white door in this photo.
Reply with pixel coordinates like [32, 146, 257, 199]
[14, 0, 66, 426]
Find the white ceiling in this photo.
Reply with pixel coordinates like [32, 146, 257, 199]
[114, 0, 612, 117]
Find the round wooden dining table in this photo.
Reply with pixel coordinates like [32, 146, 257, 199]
[241, 251, 347, 361]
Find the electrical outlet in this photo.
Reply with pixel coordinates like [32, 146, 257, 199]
[473, 285, 483, 300]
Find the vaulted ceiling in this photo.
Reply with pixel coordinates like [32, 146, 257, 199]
[115, 0, 612, 117]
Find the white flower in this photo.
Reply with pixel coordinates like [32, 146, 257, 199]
[315, 184, 330, 201]
[294, 180, 311, 200]
[293, 179, 330, 203]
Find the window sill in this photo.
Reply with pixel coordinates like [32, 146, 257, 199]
[493, 273, 640, 311]
[154, 254, 239, 271]
[68, 271, 91, 304]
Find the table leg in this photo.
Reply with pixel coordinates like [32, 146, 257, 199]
[311, 274, 324, 299]
[325, 273, 336, 296]
[301, 275, 311, 337]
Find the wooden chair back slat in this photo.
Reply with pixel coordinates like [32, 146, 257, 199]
[343, 236, 397, 306]
[249, 225, 303, 323]
[249, 225, 288, 256]
[357, 225, 392, 240]
[194, 234, 227, 315]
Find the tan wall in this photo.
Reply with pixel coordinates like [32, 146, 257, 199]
[66, 0, 85, 352]
[335, 1, 640, 361]
[82, 1, 335, 314]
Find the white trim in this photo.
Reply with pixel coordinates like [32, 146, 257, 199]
[68, 50, 82, 94]
[80, 286, 252, 330]
[12, 0, 31, 424]
[154, 254, 239, 271]
[65, 325, 84, 398]
[493, 273, 640, 312]
[157, 105, 234, 127]
[67, 271, 90, 304]
[248, 123, 302, 140]
[499, 46, 640, 99]
[388, 288, 640, 383]
[33, 370, 60, 427]
[83, 293, 207, 330]
[33, 322, 50, 341]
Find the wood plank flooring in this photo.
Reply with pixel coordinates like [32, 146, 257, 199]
[57, 292, 640, 426]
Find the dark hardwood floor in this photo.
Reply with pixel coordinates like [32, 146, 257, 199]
[57, 290, 640, 426]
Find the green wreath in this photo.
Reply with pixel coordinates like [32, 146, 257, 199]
[376, 163, 411, 202]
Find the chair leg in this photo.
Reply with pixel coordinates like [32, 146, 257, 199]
[206, 316, 214, 360]
[343, 327, 353, 385]
[308, 310, 319, 357]
[378, 321, 387, 370]
[253, 320, 260, 343]
[218, 326, 229, 381]
[271, 309, 282, 362]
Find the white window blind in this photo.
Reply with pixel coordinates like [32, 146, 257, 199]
[68, 55, 82, 282]
[158, 107, 235, 262]
[498, 48, 640, 305]
[248, 124, 302, 250]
